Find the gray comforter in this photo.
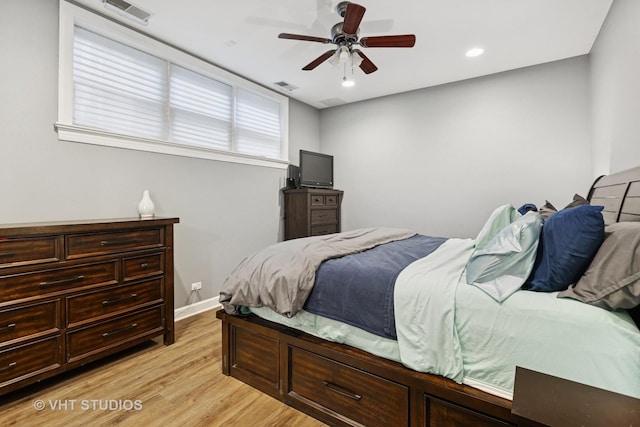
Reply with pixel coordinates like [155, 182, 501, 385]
[219, 227, 416, 317]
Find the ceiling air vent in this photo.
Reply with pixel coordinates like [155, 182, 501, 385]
[273, 81, 299, 92]
[102, 0, 151, 25]
[320, 97, 346, 107]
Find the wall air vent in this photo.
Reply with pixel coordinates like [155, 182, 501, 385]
[102, 0, 151, 25]
[273, 81, 299, 92]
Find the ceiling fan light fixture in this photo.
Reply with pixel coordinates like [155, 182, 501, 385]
[338, 46, 350, 62]
[329, 50, 341, 68]
[342, 76, 355, 87]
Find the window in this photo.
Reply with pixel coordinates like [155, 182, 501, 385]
[57, 1, 288, 168]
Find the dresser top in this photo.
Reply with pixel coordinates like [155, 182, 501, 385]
[0, 217, 180, 236]
[283, 188, 343, 194]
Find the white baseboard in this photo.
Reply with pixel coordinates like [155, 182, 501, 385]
[175, 296, 220, 322]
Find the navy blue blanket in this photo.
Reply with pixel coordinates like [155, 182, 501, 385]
[303, 234, 447, 339]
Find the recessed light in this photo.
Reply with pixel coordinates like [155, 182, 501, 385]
[466, 48, 484, 57]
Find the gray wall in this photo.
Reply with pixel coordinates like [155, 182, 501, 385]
[0, 0, 320, 308]
[288, 100, 322, 165]
[320, 57, 592, 238]
[590, 0, 640, 176]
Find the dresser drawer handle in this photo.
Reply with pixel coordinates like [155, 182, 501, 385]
[39, 275, 85, 288]
[102, 294, 138, 306]
[322, 381, 362, 401]
[102, 323, 138, 338]
[100, 239, 138, 246]
[0, 252, 15, 258]
[140, 263, 149, 269]
[0, 323, 16, 332]
[0, 362, 17, 372]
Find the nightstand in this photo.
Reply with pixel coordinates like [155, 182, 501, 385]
[511, 367, 639, 426]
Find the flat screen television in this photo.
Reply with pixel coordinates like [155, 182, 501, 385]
[299, 149, 333, 188]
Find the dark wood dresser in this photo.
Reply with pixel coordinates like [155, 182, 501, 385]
[0, 217, 178, 396]
[284, 188, 343, 240]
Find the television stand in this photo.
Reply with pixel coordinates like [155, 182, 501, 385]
[283, 188, 343, 240]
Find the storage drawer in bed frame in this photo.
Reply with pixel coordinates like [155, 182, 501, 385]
[217, 310, 515, 427]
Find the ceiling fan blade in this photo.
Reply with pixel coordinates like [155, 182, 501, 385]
[342, 3, 366, 34]
[278, 33, 332, 44]
[302, 49, 336, 70]
[360, 34, 416, 48]
[355, 50, 378, 74]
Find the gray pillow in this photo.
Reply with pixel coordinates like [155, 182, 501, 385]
[539, 194, 589, 220]
[539, 200, 557, 220]
[558, 222, 640, 310]
[564, 193, 589, 209]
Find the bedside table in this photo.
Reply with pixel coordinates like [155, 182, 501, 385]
[511, 367, 640, 426]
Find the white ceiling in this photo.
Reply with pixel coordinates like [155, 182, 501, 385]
[73, 0, 613, 109]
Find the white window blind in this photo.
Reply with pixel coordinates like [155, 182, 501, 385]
[65, 20, 287, 166]
[235, 88, 282, 159]
[73, 27, 168, 140]
[170, 65, 233, 151]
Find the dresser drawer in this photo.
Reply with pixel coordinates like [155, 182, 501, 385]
[123, 253, 163, 281]
[310, 209, 337, 225]
[289, 347, 409, 427]
[0, 261, 118, 303]
[0, 300, 60, 345]
[67, 306, 163, 362]
[426, 396, 513, 427]
[0, 336, 62, 385]
[66, 228, 163, 259]
[66, 279, 163, 326]
[325, 195, 338, 206]
[310, 195, 325, 206]
[310, 224, 338, 236]
[0, 236, 59, 268]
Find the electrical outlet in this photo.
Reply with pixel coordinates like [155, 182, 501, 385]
[191, 282, 202, 291]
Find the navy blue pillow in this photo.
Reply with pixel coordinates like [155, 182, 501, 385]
[525, 205, 605, 292]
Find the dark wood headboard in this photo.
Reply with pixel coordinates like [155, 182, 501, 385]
[588, 165, 640, 225]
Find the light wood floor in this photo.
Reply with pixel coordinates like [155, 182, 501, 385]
[0, 309, 326, 427]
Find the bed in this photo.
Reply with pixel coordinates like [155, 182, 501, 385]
[216, 165, 640, 426]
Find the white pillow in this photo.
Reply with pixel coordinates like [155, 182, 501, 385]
[466, 211, 543, 302]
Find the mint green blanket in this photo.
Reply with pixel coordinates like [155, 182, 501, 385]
[395, 238, 640, 399]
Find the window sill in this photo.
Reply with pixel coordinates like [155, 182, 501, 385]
[55, 123, 288, 170]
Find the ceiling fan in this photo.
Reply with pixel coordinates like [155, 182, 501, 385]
[278, 1, 416, 75]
